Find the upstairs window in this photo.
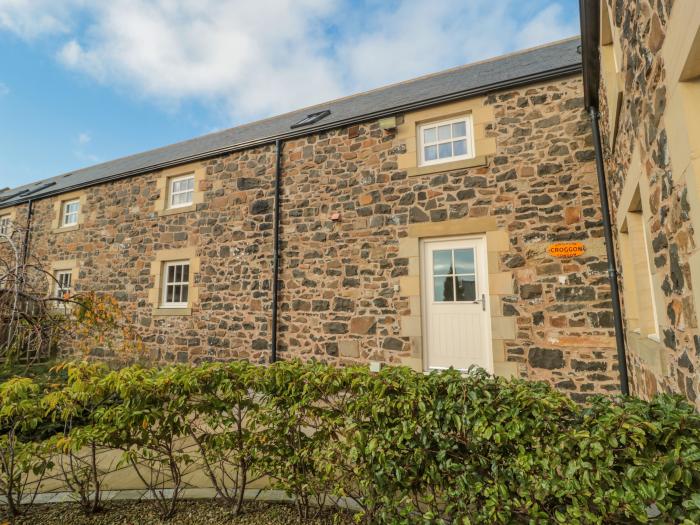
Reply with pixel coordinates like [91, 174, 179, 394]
[168, 174, 195, 209]
[53, 270, 72, 300]
[161, 261, 190, 308]
[0, 214, 11, 236]
[61, 199, 80, 227]
[419, 115, 474, 166]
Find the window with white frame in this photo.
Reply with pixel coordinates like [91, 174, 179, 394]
[61, 199, 80, 227]
[419, 115, 474, 166]
[0, 215, 11, 236]
[53, 270, 72, 300]
[161, 261, 190, 308]
[168, 174, 195, 209]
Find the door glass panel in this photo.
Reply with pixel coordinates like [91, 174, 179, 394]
[434, 276, 454, 302]
[430, 245, 478, 302]
[455, 275, 476, 301]
[454, 249, 474, 274]
[432, 250, 453, 275]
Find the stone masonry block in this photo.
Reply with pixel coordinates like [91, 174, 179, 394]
[400, 316, 422, 337]
[489, 272, 514, 295]
[491, 316, 516, 340]
[398, 237, 419, 258]
[399, 276, 420, 296]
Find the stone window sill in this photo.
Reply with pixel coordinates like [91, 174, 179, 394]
[153, 307, 192, 317]
[159, 204, 196, 217]
[53, 224, 81, 234]
[406, 156, 487, 177]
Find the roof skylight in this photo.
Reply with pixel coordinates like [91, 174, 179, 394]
[290, 110, 331, 129]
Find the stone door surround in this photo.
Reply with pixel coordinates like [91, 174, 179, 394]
[397, 216, 517, 378]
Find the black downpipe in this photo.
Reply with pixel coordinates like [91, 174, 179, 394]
[21, 199, 34, 266]
[589, 107, 629, 395]
[270, 139, 283, 363]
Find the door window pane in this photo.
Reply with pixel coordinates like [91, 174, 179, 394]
[455, 275, 476, 301]
[454, 249, 474, 274]
[434, 276, 455, 302]
[432, 250, 453, 275]
[431, 246, 478, 303]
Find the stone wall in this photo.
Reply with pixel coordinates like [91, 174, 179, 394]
[0, 75, 619, 399]
[598, 0, 700, 406]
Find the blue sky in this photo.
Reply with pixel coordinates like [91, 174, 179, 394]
[0, 0, 580, 189]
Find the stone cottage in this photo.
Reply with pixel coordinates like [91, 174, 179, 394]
[0, 37, 623, 400]
[580, 0, 700, 406]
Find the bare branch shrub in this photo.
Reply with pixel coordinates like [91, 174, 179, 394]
[0, 219, 145, 369]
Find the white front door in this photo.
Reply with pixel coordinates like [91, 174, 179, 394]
[422, 236, 492, 372]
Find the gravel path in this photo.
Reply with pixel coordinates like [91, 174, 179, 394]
[3, 500, 356, 524]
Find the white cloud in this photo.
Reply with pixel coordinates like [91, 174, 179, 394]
[0, 0, 579, 121]
[514, 4, 580, 49]
[54, 0, 344, 118]
[336, 0, 518, 92]
[0, 82, 9, 96]
[77, 132, 91, 144]
[0, 0, 83, 40]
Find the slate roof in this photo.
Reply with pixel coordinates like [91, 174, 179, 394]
[0, 37, 581, 208]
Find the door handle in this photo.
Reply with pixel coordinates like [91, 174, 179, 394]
[473, 294, 486, 311]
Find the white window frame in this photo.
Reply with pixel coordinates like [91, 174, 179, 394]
[430, 247, 478, 303]
[161, 260, 190, 308]
[61, 199, 80, 227]
[418, 115, 475, 167]
[53, 270, 72, 300]
[0, 215, 11, 236]
[168, 174, 195, 209]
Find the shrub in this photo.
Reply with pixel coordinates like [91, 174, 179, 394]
[2, 360, 700, 523]
[95, 365, 199, 519]
[44, 361, 113, 514]
[252, 361, 348, 521]
[0, 377, 54, 518]
[185, 361, 261, 514]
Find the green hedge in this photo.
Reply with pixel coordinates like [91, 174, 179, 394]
[2, 360, 700, 523]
